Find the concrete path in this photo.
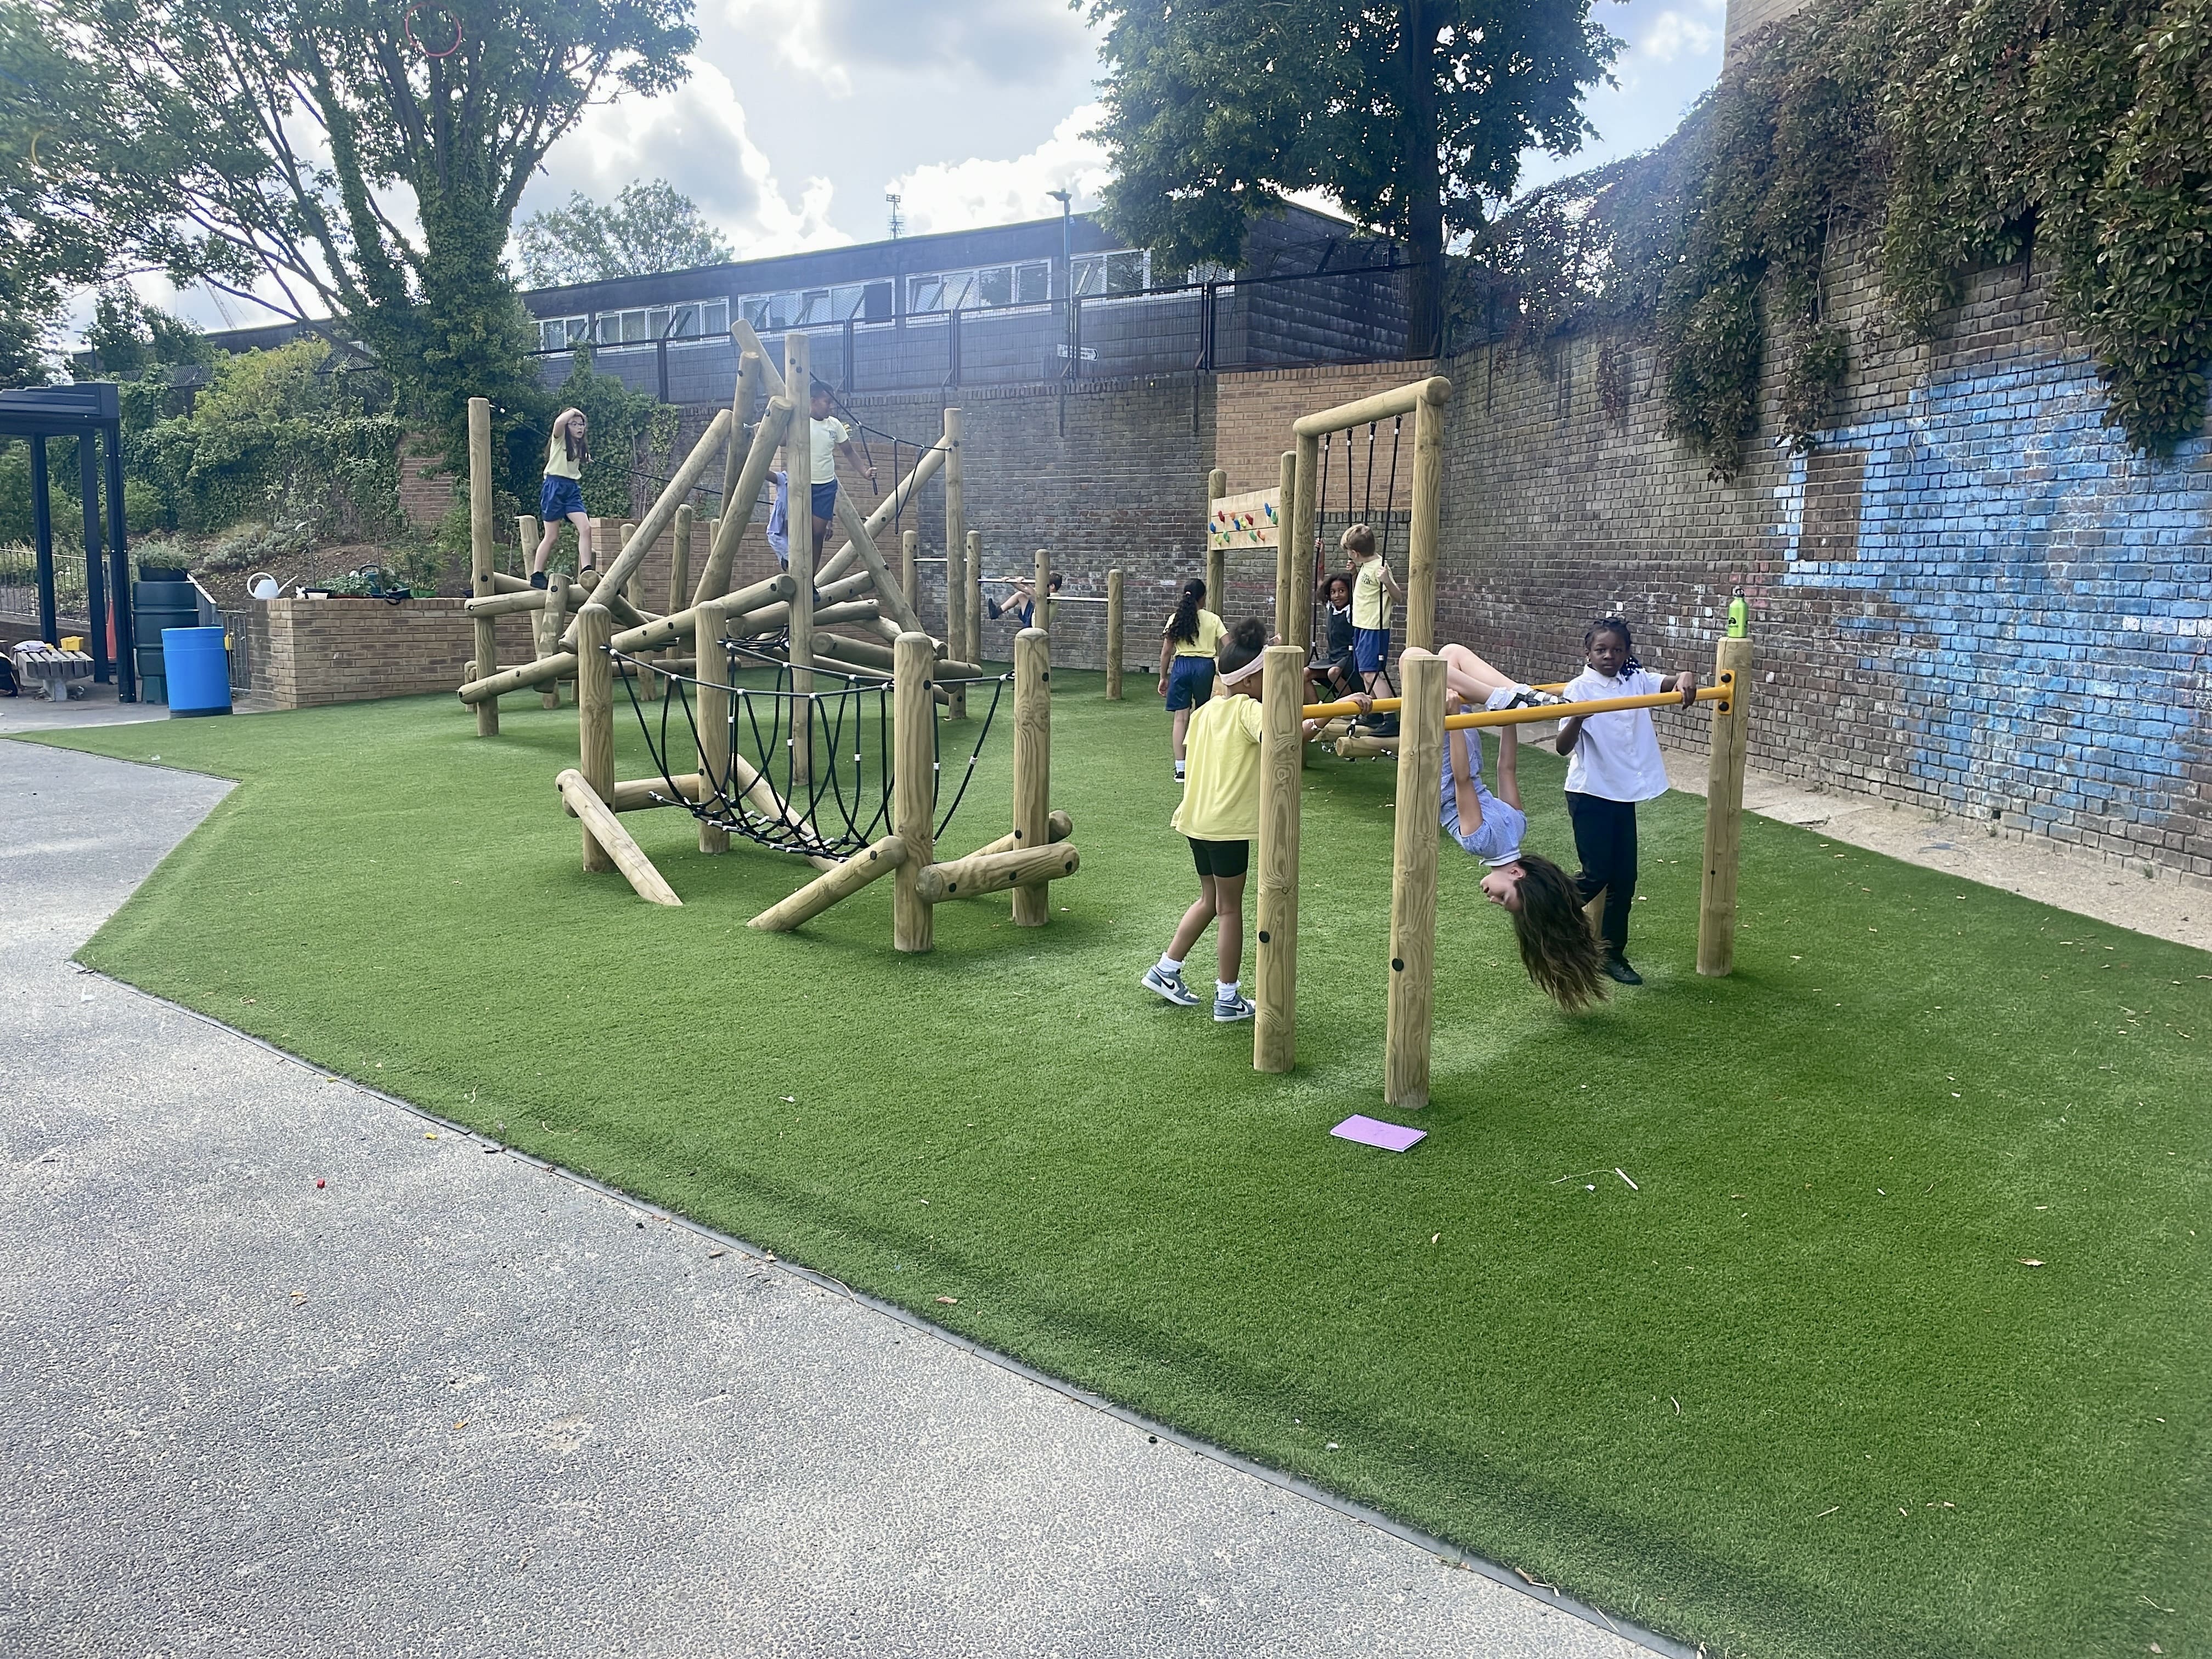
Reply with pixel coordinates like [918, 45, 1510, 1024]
[0, 739, 1657, 1659]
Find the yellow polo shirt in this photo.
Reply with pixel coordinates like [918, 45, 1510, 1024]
[1169, 608, 1225, 658]
[1172, 693, 1265, 839]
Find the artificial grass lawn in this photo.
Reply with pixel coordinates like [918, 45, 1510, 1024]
[27, 684, 2211, 1659]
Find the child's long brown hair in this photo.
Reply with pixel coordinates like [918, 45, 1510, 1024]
[560, 409, 589, 466]
[1507, 854, 1608, 1011]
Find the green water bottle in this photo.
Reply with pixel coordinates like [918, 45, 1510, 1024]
[1726, 593, 1749, 638]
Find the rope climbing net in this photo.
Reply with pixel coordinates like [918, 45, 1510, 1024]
[611, 638, 1011, 861]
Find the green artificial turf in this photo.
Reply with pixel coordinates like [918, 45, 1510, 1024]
[25, 685, 2211, 1659]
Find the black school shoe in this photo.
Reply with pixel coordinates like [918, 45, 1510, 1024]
[1602, 955, 1643, 985]
[530, 571, 548, 589]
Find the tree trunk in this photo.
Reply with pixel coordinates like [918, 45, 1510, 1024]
[1400, 0, 1447, 359]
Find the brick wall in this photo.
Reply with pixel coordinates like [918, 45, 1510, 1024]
[246, 597, 534, 709]
[1438, 241, 2212, 884]
[398, 446, 453, 532]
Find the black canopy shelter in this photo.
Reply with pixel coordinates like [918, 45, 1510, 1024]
[0, 382, 132, 699]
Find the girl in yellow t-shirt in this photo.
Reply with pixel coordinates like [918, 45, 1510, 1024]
[1142, 617, 1269, 1022]
[1156, 577, 1225, 781]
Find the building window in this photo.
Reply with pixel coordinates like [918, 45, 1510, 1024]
[1073, 250, 1150, 296]
[538, 315, 589, 352]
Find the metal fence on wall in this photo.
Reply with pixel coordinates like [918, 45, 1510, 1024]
[532, 265, 1420, 403]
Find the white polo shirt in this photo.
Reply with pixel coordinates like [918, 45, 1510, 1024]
[1562, 666, 1672, 802]
[809, 416, 848, 484]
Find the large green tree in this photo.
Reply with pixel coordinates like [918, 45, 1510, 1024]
[516, 178, 735, 288]
[1084, 0, 1619, 352]
[63, 0, 695, 480]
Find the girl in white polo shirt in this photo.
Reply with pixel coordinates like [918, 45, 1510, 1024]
[1554, 617, 1698, 985]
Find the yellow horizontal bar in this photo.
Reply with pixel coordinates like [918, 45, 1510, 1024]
[1441, 681, 1729, 732]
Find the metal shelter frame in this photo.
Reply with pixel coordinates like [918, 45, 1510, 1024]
[0, 383, 131, 698]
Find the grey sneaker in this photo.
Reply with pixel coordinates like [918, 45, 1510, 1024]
[1212, 990, 1256, 1023]
[1142, 964, 1200, 1007]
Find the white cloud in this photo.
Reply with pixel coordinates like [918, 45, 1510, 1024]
[526, 60, 849, 258]
[883, 104, 1111, 236]
[713, 0, 1086, 93]
[1637, 10, 1719, 64]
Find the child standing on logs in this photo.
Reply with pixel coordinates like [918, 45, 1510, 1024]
[1346, 524, 1403, 736]
[1144, 618, 1269, 1022]
[1156, 577, 1224, 782]
[531, 408, 592, 589]
[1555, 616, 1699, 986]
[805, 382, 876, 560]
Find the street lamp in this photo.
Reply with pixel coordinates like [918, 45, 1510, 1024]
[1046, 188, 1073, 298]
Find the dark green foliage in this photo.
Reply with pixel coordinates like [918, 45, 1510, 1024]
[30, 690, 2212, 1659]
[1084, 0, 1620, 347]
[1467, 0, 2212, 476]
[516, 179, 737, 289]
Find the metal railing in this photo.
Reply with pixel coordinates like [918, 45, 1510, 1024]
[530, 264, 1422, 403]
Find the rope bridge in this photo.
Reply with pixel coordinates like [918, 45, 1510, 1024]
[611, 637, 1010, 862]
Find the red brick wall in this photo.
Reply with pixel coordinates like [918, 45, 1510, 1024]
[246, 597, 534, 709]
[398, 445, 454, 532]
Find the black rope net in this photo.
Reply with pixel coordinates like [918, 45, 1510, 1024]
[610, 636, 1010, 861]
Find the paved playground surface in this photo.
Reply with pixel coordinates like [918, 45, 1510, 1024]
[0, 736, 1655, 1657]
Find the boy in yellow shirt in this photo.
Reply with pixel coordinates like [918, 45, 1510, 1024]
[1143, 618, 1269, 1021]
[1345, 523, 1402, 736]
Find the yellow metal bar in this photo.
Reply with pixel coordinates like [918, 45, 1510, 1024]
[1442, 679, 1729, 732]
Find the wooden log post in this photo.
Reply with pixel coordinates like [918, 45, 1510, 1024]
[1385, 650, 1444, 1108]
[967, 532, 983, 675]
[575, 602, 616, 874]
[970, 809, 1072, 859]
[901, 528, 919, 616]
[942, 407, 967, 719]
[749, 835, 909, 932]
[893, 631, 936, 952]
[691, 397, 792, 607]
[468, 396, 499, 736]
[1697, 635, 1756, 977]
[668, 504, 694, 620]
[1032, 548, 1052, 641]
[786, 333, 814, 783]
[1105, 568, 1124, 700]
[536, 573, 567, 709]
[555, 770, 682, 906]
[1011, 627, 1051, 927]
[619, 520, 661, 701]
[695, 596, 732, 856]
[1407, 390, 1446, 653]
[1206, 467, 1228, 617]
[1253, 643, 1304, 1073]
[1279, 445, 1311, 652]
[725, 351, 761, 505]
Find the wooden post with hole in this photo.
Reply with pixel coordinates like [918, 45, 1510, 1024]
[1408, 394, 1444, 653]
[536, 573, 567, 708]
[1697, 634, 1755, 977]
[695, 596, 731, 856]
[1278, 447, 1309, 651]
[1011, 627, 1051, 927]
[893, 631, 936, 952]
[468, 396, 498, 736]
[669, 504, 693, 620]
[1105, 568, 1124, 700]
[785, 332, 813, 781]
[967, 530, 985, 663]
[1385, 650, 1444, 1107]
[576, 602, 615, 874]
[1206, 467, 1228, 617]
[1032, 547, 1052, 640]
[901, 528, 919, 617]
[941, 407, 967, 719]
[1254, 643, 1304, 1073]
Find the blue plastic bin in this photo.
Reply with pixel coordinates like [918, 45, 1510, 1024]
[161, 626, 233, 718]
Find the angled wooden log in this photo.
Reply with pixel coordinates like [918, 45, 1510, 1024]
[690, 397, 793, 607]
[561, 774, 706, 815]
[831, 487, 926, 636]
[916, 844, 1080, 905]
[556, 769, 681, 906]
[568, 409, 730, 627]
[465, 588, 551, 617]
[748, 834, 909, 932]
[966, 809, 1072, 860]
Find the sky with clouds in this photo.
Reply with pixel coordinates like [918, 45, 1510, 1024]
[144, 0, 1726, 334]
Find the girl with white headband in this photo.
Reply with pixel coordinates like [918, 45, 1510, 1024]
[1142, 617, 1272, 1022]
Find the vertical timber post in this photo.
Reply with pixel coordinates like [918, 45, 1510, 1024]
[1279, 445, 1309, 651]
[468, 396, 499, 736]
[1697, 635, 1755, 977]
[785, 332, 813, 781]
[1104, 568, 1124, 700]
[893, 631, 936, 952]
[1385, 650, 1444, 1108]
[1205, 467, 1228, 617]
[966, 531, 984, 670]
[901, 528, 919, 617]
[537, 573, 567, 709]
[696, 597, 732, 855]
[1033, 547, 1051, 640]
[575, 602, 615, 874]
[1253, 643, 1304, 1073]
[1408, 390, 1445, 653]
[1011, 627, 1051, 926]
[942, 406, 967, 719]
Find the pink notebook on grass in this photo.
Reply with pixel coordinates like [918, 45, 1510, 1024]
[1330, 1114, 1426, 1152]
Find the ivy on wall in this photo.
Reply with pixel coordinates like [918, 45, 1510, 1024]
[1461, 0, 2212, 478]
